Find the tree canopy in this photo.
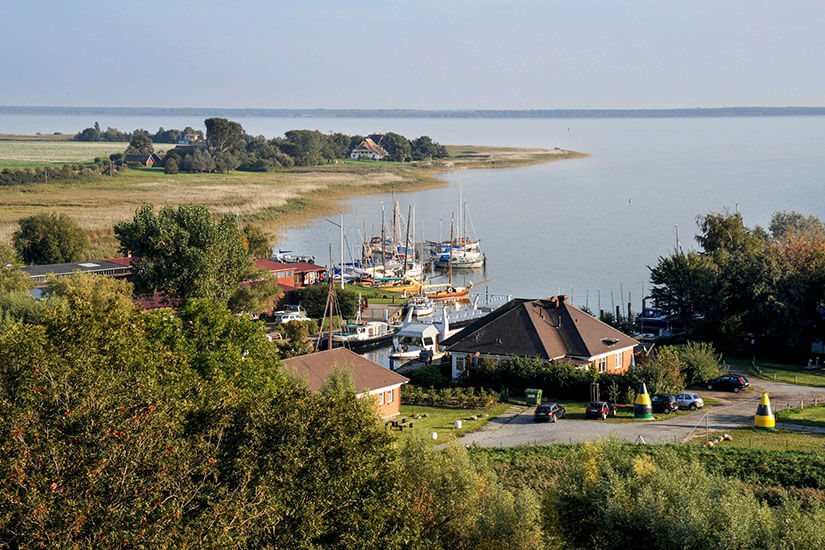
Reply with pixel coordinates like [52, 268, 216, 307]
[125, 133, 154, 155]
[12, 212, 89, 265]
[114, 204, 250, 304]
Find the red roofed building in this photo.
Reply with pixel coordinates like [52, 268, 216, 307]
[282, 348, 409, 418]
[254, 259, 326, 289]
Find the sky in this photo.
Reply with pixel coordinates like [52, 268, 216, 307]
[2, 0, 824, 109]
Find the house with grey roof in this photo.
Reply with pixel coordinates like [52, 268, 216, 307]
[441, 295, 638, 381]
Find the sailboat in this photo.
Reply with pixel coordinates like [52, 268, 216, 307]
[430, 182, 486, 269]
[422, 213, 488, 302]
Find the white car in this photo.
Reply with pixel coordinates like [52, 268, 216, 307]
[273, 311, 311, 324]
[675, 392, 704, 411]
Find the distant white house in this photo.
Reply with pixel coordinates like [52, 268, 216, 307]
[350, 137, 388, 160]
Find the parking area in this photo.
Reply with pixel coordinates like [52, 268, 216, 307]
[458, 377, 825, 447]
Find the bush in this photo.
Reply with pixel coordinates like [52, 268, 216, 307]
[542, 440, 825, 549]
[409, 363, 449, 388]
[678, 341, 725, 384]
[164, 157, 179, 174]
[631, 346, 685, 394]
[401, 385, 499, 409]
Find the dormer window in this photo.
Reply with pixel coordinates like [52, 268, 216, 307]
[602, 337, 619, 346]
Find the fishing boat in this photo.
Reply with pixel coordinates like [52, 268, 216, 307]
[332, 320, 396, 349]
[389, 308, 460, 368]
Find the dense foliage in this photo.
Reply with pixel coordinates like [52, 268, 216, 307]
[401, 386, 500, 409]
[12, 211, 89, 265]
[114, 204, 251, 304]
[298, 282, 358, 319]
[74, 121, 203, 143]
[0, 273, 542, 548]
[650, 210, 825, 356]
[541, 440, 825, 550]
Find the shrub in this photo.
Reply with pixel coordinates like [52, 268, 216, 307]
[631, 346, 685, 394]
[409, 363, 449, 388]
[401, 385, 499, 409]
[678, 340, 725, 384]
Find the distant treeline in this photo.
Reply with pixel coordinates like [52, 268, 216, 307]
[74, 121, 204, 143]
[0, 160, 118, 186]
[117, 118, 448, 174]
[6, 105, 825, 118]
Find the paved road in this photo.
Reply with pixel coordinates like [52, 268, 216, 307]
[458, 377, 825, 447]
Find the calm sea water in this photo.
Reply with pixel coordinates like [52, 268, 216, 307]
[4, 114, 825, 314]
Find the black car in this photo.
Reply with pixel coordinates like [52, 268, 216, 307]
[706, 374, 749, 393]
[533, 403, 566, 423]
[651, 394, 678, 414]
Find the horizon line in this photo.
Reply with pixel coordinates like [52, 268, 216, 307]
[2, 105, 825, 119]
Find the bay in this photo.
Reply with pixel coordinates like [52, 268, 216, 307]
[3, 114, 825, 313]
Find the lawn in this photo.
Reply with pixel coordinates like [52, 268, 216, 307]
[776, 403, 825, 428]
[688, 428, 825, 452]
[727, 356, 825, 387]
[391, 403, 510, 445]
[0, 140, 133, 167]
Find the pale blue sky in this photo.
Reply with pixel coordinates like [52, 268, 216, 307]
[2, 1, 823, 109]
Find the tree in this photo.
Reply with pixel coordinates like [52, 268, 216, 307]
[12, 212, 89, 265]
[0, 243, 30, 293]
[180, 148, 215, 173]
[769, 210, 825, 240]
[242, 223, 273, 259]
[411, 135, 439, 160]
[125, 133, 154, 155]
[205, 118, 246, 157]
[228, 272, 282, 316]
[649, 251, 718, 327]
[381, 132, 412, 162]
[298, 283, 358, 319]
[114, 204, 249, 304]
[164, 157, 179, 174]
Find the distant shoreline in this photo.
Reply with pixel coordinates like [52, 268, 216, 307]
[2, 106, 825, 119]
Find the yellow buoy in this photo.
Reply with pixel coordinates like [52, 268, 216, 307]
[634, 382, 653, 419]
[754, 392, 775, 431]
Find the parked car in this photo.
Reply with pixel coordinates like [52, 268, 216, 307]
[585, 401, 617, 420]
[651, 394, 679, 414]
[706, 374, 749, 393]
[273, 310, 311, 324]
[675, 392, 704, 411]
[533, 403, 566, 423]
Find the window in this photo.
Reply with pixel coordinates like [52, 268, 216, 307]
[455, 355, 466, 372]
[598, 356, 607, 373]
[377, 392, 384, 405]
[615, 352, 623, 369]
[386, 389, 393, 403]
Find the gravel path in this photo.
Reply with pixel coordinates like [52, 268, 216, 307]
[458, 377, 825, 447]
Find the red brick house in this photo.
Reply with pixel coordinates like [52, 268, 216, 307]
[281, 348, 409, 418]
[442, 295, 638, 380]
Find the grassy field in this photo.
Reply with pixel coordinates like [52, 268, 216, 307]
[727, 356, 825, 387]
[392, 403, 510, 445]
[0, 139, 586, 257]
[776, 403, 825, 428]
[689, 428, 825, 452]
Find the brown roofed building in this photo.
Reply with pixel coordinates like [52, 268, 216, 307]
[281, 348, 409, 418]
[441, 295, 638, 381]
[350, 137, 388, 160]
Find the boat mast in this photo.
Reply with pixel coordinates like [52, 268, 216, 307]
[381, 201, 386, 274]
[403, 205, 411, 277]
[449, 212, 454, 287]
[339, 210, 344, 289]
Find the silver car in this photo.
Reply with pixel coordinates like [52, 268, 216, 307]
[675, 392, 704, 411]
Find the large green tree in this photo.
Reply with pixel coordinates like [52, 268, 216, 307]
[205, 118, 245, 172]
[12, 212, 89, 265]
[125, 133, 154, 155]
[0, 243, 30, 293]
[0, 275, 415, 547]
[114, 204, 249, 304]
[381, 132, 412, 162]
